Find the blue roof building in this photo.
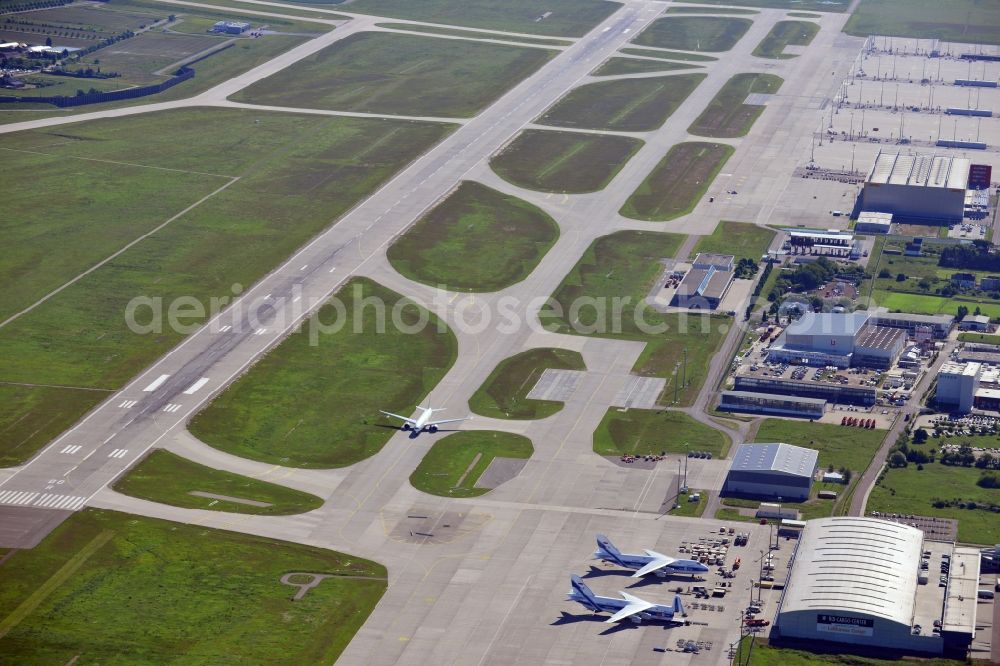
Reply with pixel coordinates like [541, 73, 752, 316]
[723, 443, 818, 501]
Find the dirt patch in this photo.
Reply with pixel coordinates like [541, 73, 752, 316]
[475, 456, 527, 489]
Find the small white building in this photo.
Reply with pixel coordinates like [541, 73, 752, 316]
[959, 314, 991, 332]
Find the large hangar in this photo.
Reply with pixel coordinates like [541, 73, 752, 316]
[775, 517, 978, 656]
[861, 151, 969, 224]
[722, 442, 817, 501]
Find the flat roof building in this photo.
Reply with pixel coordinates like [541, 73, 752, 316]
[719, 390, 826, 419]
[871, 310, 954, 339]
[855, 211, 893, 234]
[937, 361, 981, 413]
[862, 151, 969, 224]
[853, 325, 907, 369]
[722, 442, 817, 501]
[733, 376, 877, 406]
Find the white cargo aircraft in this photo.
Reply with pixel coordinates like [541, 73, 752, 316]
[379, 406, 469, 433]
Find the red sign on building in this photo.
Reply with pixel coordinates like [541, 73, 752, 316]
[969, 163, 992, 190]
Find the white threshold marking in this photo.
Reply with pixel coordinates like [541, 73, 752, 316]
[60, 444, 82, 455]
[300, 264, 308, 270]
[254, 328, 267, 336]
[0, 490, 39, 505]
[33, 493, 87, 510]
[109, 449, 128, 459]
[163, 403, 182, 413]
[118, 399, 137, 409]
[329, 267, 336, 273]
[219, 324, 232, 333]
[183, 377, 209, 395]
[142, 374, 170, 392]
[292, 295, 301, 303]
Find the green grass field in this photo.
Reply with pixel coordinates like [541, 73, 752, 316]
[694, 221, 775, 262]
[0, 109, 451, 466]
[113, 449, 324, 514]
[752, 20, 819, 59]
[787, 12, 822, 19]
[620, 142, 734, 220]
[618, 47, 717, 62]
[189, 278, 457, 468]
[332, 0, 620, 37]
[386, 181, 559, 291]
[753, 418, 887, 472]
[541, 230, 727, 406]
[631, 16, 752, 52]
[844, 0, 1000, 45]
[592, 57, 698, 76]
[688, 73, 783, 138]
[490, 129, 643, 193]
[469, 348, 585, 419]
[868, 462, 1000, 544]
[734, 638, 961, 666]
[594, 409, 729, 457]
[873, 290, 1000, 318]
[374, 22, 572, 46]
[409, 430, 533, 497]
[233, 31, 553, 117]
[958, 332, 1000, 344]
[538, 73, 705, 132]
[671, 490, 708, 517]
[0, 509, 385, 663]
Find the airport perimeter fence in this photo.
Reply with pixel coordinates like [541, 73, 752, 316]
[0, 43, 233, 107]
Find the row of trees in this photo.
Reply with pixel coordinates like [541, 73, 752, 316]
[939, 242, 1000, 271]
[0, 0, 70, 15]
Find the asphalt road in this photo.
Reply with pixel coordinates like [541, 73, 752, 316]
[0, 3, 868, 664]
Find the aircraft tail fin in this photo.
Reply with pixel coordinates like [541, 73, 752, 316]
[595, 534, 622, 562]
[570, 575, 599, 608]
[672, 595, 686, 617]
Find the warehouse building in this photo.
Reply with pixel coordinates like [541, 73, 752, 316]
[871, 310, 954, 339]
[783, 228, 856, 257]
[733, 376, 877, 406]
[862, 152, 969, 224]
[669, 253, 735, 310]
[767, 312, 906, 369]
[854, 211, 893, 234]
[775, 517, 979, 656]
[722, 442, 817, 501]
[718, 391, 825, 419]
[936, 361, 982, 413]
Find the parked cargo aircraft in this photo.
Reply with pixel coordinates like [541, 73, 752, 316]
[379, 405, 469, 433]
[594, 534, 709, 578]
[567, 575, 688, 624]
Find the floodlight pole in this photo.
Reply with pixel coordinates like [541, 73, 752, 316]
[683, 347, 688, 387]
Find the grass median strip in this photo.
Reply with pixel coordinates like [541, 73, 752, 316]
[469, 348, 585, 419]
[620, 142, 734, 221]
[189, 278, 457, 468]
[375, 22, 572, 46]
[694, 221, 775, 262]
[594, 409, 729, 457]
[688, 73, 783, 138]
[387, 181, 559, 291]
[631, 16, 752, 52]
[592, 57, 699, 76]
[0, 509, 386, 663]
[619, 47, 717, 62]
[410, 430, 533, 497]
[538, 73, 704, 132]
[752, 20, 819, 59]
[491, 129, 643, 193]
[113, 449, 324, 514]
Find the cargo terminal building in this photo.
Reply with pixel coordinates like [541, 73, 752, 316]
[766, 312, 907, 370]
[862, 152, 970, 224]
[774, 517, 980, 656]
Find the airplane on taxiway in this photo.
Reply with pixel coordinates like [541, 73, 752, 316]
[379, 405, 469, 433]
[594, 534, 709, 578]
[567, 575, 688, 624]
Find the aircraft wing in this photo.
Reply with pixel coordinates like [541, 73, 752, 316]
[380, 410, 416, 425]
[631, 550, 675, 578]
[426, 417, 470, 427]
[605, 592, 655, 623]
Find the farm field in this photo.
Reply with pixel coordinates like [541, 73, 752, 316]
[618, 47, 717, 62]
[490, 129, 643, 193]
[0, 108, 451, 466]
[330, 0, 620, 37]
[868, 461, 1000, 544]
[752, 20, 819, 59]
[591, 57, 697, 76]
[540, 230, 727, 406]
[189, 278, 457, 468]
[693, 221, 775, 262]
[620, 141, 734, 220]
[593, 409, 729, 457]
[374, 22, 571, 46]
[538, 73, 704, 132]
[80, 31, 227, 84]
[630, 16, 752, 52]
[469, 348, 586, 420]
[409, 431, 533, 497]
[0, 2, 163, 48]
[0, 509, 386, 663]
[386, 181, 559, 291]
[844, 0, 1000, 45]
[113, 450, 324, 515]
[753, 418, 887, 473]
[688, 73, 783, 137]
[233, 31, 553, 117]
